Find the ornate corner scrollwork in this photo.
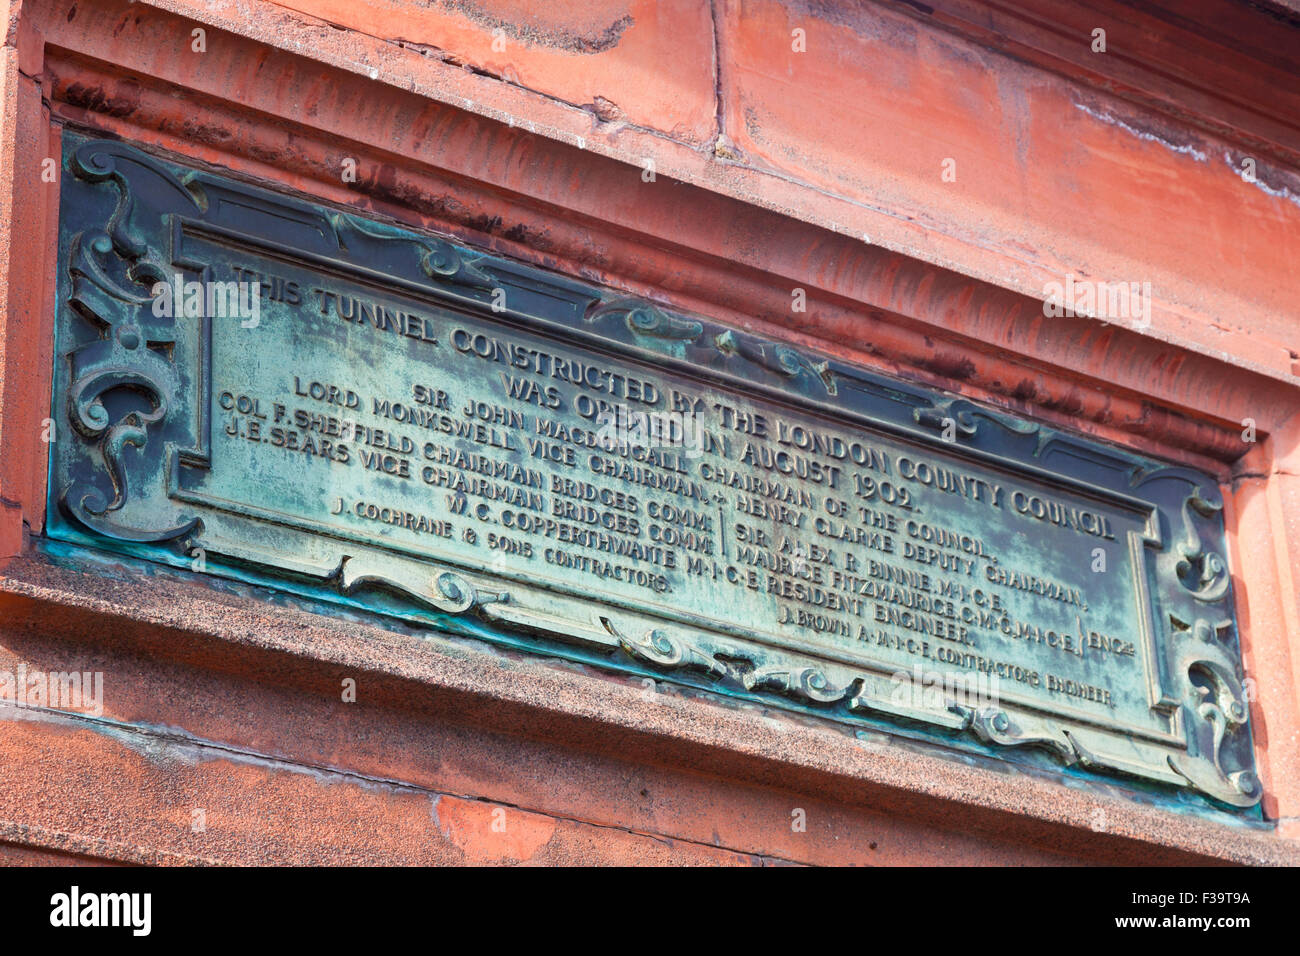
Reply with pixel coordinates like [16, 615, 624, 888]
[1129, 466, 1256, 806]
[1172, 487, 1231, 602]
[58, 144, 203, 544]
[70, 139, 205, 269]
[60, 323, 194, 542]
[1133, 471, 1232, 607]
[69, 232, 163, 320]
[1166, 635, 1261, 807]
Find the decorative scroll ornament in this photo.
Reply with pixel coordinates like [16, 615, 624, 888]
[714, 329, 837, 395]
[967, 708, 1076, 762]
[1165, 616, 1261, 807]
[587, 297, 703, 342]
[69, 139, 207, 270]
[1172, 487, 1231, 602]
[340, 555, 508, 615]
[603, 619, 729, 680]
[913, 397, 1039, 443]
[1132, 471, 1257, 806]
[742, 664, 845, 703]
[333, 214, 497, 293]
[59, 141, 205, 543]
[585, 297, 837, 396]
[61, 317, 192, 542]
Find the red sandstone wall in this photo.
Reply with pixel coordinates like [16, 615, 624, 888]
[258, 0, 1300, 371]
[1, 0, 1298, 864]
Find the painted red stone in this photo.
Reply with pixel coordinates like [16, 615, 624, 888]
[1, 0, 1297, 865]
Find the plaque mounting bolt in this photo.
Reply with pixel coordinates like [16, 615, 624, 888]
[117, 326, 141, 350]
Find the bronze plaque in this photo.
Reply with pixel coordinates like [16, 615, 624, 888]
[49, 134, 1259, 809]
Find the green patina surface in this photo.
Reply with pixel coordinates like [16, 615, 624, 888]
[47, 131, 1260, 813]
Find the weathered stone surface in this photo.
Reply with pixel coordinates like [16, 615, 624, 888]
[2, 555, 1291, 864]
[1, 0, 1298, 865]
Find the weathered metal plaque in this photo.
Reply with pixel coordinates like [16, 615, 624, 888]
[49, 134, 1259, 808]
